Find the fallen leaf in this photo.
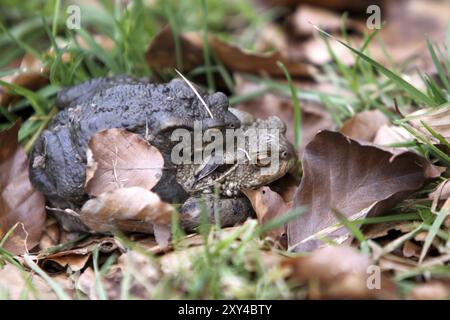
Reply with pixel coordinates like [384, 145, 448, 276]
[0, 53, 48, 106]
[1, 35, 114, 107]
[402, 240, 421, 258]
[289, 5, 365, 38]
[38, 236, 120, 273]
[85, 128, 164, 197]
[267, 173, 300, 203]
[0, 122, 46, 255]
[288, 130, 441, 252]
[77, 250, 161, 300]
[242, 186, 290, 245]
[406, 106, 450, 143]
[254, 23, 289, 54]
[363, 221, 417, 240]
[234, 74, 335, 157]
[38, 218, 61, 252]
[296, 35, 359, 66]
[378, 253, 418, 272]
[430, 179, 450, 201]
[288, 0, 450, 68]
[80, 187, 173, 236]
[373, 125, 413, 151]
[407, 281, 450, 300]
[0, 263, 58, 299]
[259, 0, 379, 13]
[146, 26, 313, 78]
[282, 246, 398, 299]
[340, 110, 390, 142]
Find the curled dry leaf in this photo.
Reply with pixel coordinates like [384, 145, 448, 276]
[407, 281, 450, 300]
[80, 187, 173, 237]
[0, 263, 58, 299]
[38, 237, 119, 273]
[77, 250, 161, 300]
[282, 246, 398, 299]
[38, 218, 61, 251]
[289, 5, 365, 38]
[85, 128, 164, 196]
[0, 53, 48, 106]
[402, 240, 421, 259]
[288, 130, 441, 252]
[146, 26, 313, 78]
[407, 107, 450, 143]
[340, 110, 390, 142]
[0, 122, 46, 255]
[373, 124, 413, 151]
[242, 186, 290, 245]
[429, 179, 450, 201]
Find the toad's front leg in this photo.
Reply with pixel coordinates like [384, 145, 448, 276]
[179, 194, 253, 232]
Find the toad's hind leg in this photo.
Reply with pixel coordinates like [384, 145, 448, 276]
[29, 124, 87, 208]
[179, 195, 253, 232]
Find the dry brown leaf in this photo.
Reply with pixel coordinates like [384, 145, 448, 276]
[373, 125, 413, 151]
[297, 35, 359, 66]
[234, 75, 335, 157]
[0, 263, 59, 299]
[38, 236, 119, 272]
[85, 128, 164, 197]
[378, 253, 418, 272]
[430, 179, 450, 202]
[267, 173, 300, 203]
[340, 110, 390, 142]
[259, 0, 379, 13]
[282, 246, 398, 299]
[407, 107, 450, 143]
[288, 130, 441, 252]
[407, 281, 450, 300]
[402, 240, 421, 259]
[1, 35, 114, 107]
[77, 250, 161, 300]
[289, 0, 449, 68]
[363, 221, 417, 240]
[0, 53, 48, 106]
[254, 23, 289, 54]
[289, 5, 365, 38]
[146, 26, 313, 78]
[0, 122, 46, 255]
[80, 187, 173, 236]
[242, 186, 290, 245]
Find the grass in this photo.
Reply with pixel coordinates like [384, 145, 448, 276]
[0, 0, 449, 299]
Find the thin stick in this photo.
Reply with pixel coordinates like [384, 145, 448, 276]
[175, 69, 214, 118]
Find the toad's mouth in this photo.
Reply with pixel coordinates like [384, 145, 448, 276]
[190, 162, 239, 191]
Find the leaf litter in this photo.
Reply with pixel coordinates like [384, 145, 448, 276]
[1, 0, 450, 300]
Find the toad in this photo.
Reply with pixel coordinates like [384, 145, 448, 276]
[29, 76, 295, 232]
[177, 112, 296, 231]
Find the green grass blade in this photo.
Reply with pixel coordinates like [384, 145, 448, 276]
[333, 208, 370, 255]
[426, 38, 450, 93]
[277, 61, 301, 149]
[418, 208, 448, 264]
[315, 27, 438, 107]
[23, 254, 71, 300]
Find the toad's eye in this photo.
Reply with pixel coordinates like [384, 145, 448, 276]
[229, 123, 235, 129]
[280, 150, 289, 159]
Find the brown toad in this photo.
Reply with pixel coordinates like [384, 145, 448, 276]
[177, 110, 296, 230]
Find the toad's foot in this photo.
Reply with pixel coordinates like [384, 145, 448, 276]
[179, 195, 254, 231]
